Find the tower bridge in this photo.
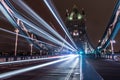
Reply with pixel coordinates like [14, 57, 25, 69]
[65, 5, 94, 54]
[0, 0, 120, 80]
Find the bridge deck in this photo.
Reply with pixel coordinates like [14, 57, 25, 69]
[87, 58, 120, 80]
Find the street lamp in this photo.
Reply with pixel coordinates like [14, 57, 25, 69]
[14, 29, 19, 60]
[30, 34, 33, 58]
[110, 40, 116, 60]
[30, 44, 33, 55]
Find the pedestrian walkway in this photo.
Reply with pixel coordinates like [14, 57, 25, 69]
[87, 57, 120, 80]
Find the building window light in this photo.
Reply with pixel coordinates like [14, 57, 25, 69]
[73, 32, 79, 36]
[69, 16, 73, 20]
[78, 14, 82, 20]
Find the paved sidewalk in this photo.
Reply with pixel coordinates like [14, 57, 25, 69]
[87, 58, 120, 80]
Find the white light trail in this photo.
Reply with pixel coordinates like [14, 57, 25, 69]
[0, 55, 78, 79]
[12, 0, 77, 51]
[0, 55, 74, 65]
[0, 27, 57, 47]
[43, 0, 78, 50]
[15, 14, 76, 51]
[0, 1, 76, 51]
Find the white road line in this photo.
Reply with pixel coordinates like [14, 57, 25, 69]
[64, 57, 79, 80]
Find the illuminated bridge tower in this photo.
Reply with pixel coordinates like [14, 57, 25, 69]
[65, 5, 89, 53]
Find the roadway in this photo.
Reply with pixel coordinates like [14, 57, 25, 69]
[0, 55, 104, 80]
[0, 55, 80, 80]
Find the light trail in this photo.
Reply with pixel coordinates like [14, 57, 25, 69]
[0, 55, 78, 79]
[15, 15, 76, 51]
[12, 0, 77, 51]
[0, 0, 76, 51]
[0, 55, 75, 65]
[0, 27, 57, 48]
[22, 20, 75, 51]
[43, 0, 78, 50]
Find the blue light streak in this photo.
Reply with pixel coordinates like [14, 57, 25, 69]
[43, 0, 78, 50]
[16, 15, 75, 51]
[0, 0, 76, 51]
[0, 27, 57, 47]
[12, 0, 77, 51]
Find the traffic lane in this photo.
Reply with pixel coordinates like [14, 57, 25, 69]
[0, 55, 75, 73]
[4, 56, 79, 80]
[0, 58, 63, 74]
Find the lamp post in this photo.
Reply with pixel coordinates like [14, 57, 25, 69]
[30, 44, 33, 56]
[14, 29, 19, 60]
[30, 34, 33, 59]
[110, 40, 116, 60]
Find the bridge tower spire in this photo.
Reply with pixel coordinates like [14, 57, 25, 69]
[65, 5, 92, 54]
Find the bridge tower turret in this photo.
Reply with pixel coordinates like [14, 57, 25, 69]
[65, 5, 87, 53]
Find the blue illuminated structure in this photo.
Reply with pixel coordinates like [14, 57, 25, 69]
[96, 0, 120, 52]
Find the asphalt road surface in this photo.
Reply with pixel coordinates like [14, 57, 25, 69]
[0, 55, 80, 80]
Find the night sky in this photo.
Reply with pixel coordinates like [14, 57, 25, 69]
[0, 0, 120, 52]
